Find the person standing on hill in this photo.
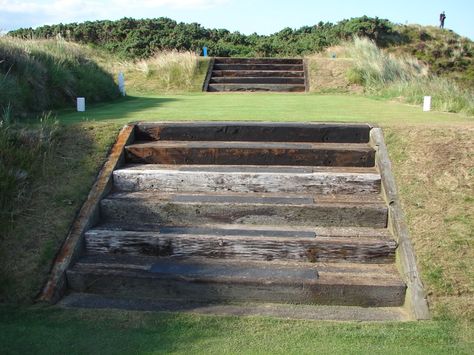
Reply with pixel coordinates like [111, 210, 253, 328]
[439, 11, 446, 28]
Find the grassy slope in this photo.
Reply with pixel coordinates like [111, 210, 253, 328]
[116, 57, 210, 94]
[0, 38, 119, 119]
[1, 94, 472, 353]
[0, 122, 119, 302]
[393, 25, 474, 88]
[385, 127, 473, 319]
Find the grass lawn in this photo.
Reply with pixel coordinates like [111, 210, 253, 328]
[58, 92, 473, 125]
[1, 92, 473, 354]
[1, 305, 472, 355]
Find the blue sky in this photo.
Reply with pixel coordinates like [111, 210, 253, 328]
[1, 0, 473, 39]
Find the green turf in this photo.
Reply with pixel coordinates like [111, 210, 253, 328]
[57, 93, 472, 125]
[0, 306, 471, 355]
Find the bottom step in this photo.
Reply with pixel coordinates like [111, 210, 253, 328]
[67, 255, 406, 307]
[208, 83, 306, 92]
[60, 293, 409, 321]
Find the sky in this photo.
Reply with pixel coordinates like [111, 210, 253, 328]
[1, 0, 473, 39]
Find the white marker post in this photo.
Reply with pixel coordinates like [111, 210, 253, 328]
[118, 72, 126, 96]
[423, 96, 431, 112]
[77, 97, 85, 112]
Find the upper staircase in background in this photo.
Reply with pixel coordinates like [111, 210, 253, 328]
[204, 58, 307, 92]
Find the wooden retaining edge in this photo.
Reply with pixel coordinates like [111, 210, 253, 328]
[202, 57, 215, 92]
[370, 128, 430, 320]
[38, 124, 136, 304]
[303, 58, 310, 92]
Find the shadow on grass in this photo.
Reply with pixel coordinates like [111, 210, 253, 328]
[0, 304, 467, 354]
[57, 96, 180, 124]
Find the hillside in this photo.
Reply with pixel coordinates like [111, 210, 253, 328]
[0, 38, 209, 119]
[9, 16, 474, 87]
[392, 25, 474, 88]
[0, 37, 119, 119]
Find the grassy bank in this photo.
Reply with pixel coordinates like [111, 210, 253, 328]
[110, 51, 209, 94]
[0, 117, 58, 239]
[0, 121, 119, 302]
[0, 37, 119, 119]
[0, 38, 209, 121]
[385, 127, 473, 320]
[348, 37, 474, 115]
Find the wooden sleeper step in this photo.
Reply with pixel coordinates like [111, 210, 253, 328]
[125, 141, 375, 167]
[85, 226, 397, 263]
[210, 77, 305, 84]
[211, 70, 304, 78]
[213, 63, 303, 71]
[208, 83, 305, 92]
[113, 164, 381, 195]
[99, 192, 388, 228]
[134, 122, 372, 143]
[67, 255, 406, 307]
[214, 58, 303, 65]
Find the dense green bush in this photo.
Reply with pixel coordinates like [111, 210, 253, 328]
[9, 16, 404, 59]
[0, 38, 119, 119]
[10, 16, 473, 88]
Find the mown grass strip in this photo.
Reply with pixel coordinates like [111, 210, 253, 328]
[56, 93, 473, 125]
[0, 305, 471, 355]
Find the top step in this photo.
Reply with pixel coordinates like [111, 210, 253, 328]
[135, 122, 372, 143]
[213, 64, 303, 71]
[214, 58, 303, 65]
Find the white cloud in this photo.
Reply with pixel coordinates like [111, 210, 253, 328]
[1, 0, 228, 13]
[0, 0, 229, 28]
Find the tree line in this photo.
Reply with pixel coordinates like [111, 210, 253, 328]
[9, 16, 406, 59]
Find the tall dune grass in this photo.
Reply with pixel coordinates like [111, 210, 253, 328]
[348, 37, 428, 86]
[0, 114, 59, 233]
[0, 37, 119, 120]
[116, 51, 207, 93]
[348, 37, 474, 115]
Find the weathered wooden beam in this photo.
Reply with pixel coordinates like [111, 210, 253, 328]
[211, 70, 304, 78]
[214, 58, 303, 65]
[113, 164, 381, 194]
[214, 63, 304, 71]
[202, 57, 214, 92]
[85, 229, 397, 263]
[39, 124, 136, 304]
[100, 192, 388, 228]
[134, 122, 372, 143]
[208, 83, 305, 92]
[303, 58, 310, 92]
[125, 141, 376, 167]
[210, 77, 305, 84]
[67, 255, 406, 307]
[370, 127, 430, 320]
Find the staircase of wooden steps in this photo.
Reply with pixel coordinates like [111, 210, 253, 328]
[205, 58, 307, 92]
[45, 122, 429, 321]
